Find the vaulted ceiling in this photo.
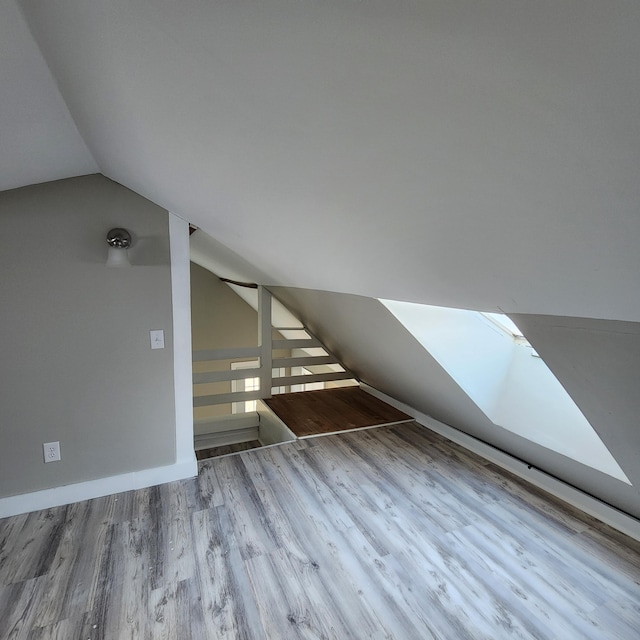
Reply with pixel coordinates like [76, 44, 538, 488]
[6, 0, 640, 322]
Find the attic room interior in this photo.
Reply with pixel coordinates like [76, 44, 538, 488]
[1, 1, 639, 638]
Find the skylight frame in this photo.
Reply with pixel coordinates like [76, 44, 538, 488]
[481, 312, 530, 345]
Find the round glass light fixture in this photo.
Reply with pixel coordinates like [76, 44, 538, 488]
[106, 228, 132, 267]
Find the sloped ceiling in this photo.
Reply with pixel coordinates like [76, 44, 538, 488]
[0, 0, 97, 191]
[14, 0, 640, 321]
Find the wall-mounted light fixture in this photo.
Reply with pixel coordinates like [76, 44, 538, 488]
[106, 228, 132, 267]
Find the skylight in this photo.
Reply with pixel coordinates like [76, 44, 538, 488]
[380, 299, 630, 484]
[482, 312, 525, 339]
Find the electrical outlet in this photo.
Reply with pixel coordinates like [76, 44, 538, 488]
[43, 441, 61, 463]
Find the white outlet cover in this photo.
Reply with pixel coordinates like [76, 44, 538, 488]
[43, 441, 61, 463]
[150, 329, 165, 349]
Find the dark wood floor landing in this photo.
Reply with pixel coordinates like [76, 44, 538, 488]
[195, 440, 262, 461]
[264, 386, 412, 437]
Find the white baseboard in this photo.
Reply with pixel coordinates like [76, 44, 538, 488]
[0, 456, 198, 519]
[195, 427, 260, 450]
[194, 412, 260, 436]
[361, 384, 640, 542]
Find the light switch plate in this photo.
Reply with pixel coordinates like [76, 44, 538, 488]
[150, 329, 165, 349]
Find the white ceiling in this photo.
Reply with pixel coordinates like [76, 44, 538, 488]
[8, 0, 640, 320]
[0, 0, 97, 191]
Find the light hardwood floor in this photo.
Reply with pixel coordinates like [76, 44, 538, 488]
[1, 423, 639, 639]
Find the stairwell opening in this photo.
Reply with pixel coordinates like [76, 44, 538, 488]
[189, 259, 358, 461]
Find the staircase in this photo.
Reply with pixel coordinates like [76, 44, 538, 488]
[192, 286, 358, 455]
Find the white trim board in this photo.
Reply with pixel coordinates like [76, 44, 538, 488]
[255, 400, 297, 446]
[298, 418, 413, 440]
[0, 459, 196, 518]
[168, 212, 197, 471]
[361, 384, 640, 543]
[195, 427, 261, 450]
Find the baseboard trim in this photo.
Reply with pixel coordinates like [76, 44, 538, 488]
[194, 412, 260, 436]
[0, 456, 198, 519]
[194, 426, 260, 449]
[361, 384, 640, 542]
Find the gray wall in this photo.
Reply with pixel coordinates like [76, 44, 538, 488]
[191, 262, 260, 418]
[512, 314, 640, 495]
[190, 262, 292, 419]
[272, 287, 640, 518]
[191, 262, 260, 351]
[0, 175, 176, 498]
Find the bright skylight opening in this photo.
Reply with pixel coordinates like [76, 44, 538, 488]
[380, 299, 631, 484]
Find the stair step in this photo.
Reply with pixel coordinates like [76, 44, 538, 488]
[194, 425, 260, 450]
[194, 411, 259, 436]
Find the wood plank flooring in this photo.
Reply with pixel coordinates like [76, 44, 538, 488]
[195, 440, 262, 461]
[265, 387, 412, 437]
[1, 422, 640, 639]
